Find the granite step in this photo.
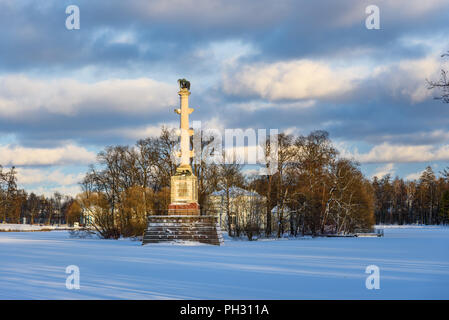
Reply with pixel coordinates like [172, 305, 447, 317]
[142, 215, 223, 246]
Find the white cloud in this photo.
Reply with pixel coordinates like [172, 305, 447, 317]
[372, 129, 449, 145]
[201, 117, 228, 132]
[7, 167, 86, 197]
[405, 171, 424, 181]
[368, 54, 449, 104]
[0, 144, 96, 166]
[242, 168, 260, 177]
[372, 163, 395, 179]
[341, 142, 449, 164]
[0, 75, 177, 118]
[223, 59, 369, 101]
[222, 52, 447, 105]
[27, 185, 82, 198]
[15, 168, 84, 186]
[112, 122, 178, 140]
[194, 40, 258, 66]
[392, 56, 443, 103]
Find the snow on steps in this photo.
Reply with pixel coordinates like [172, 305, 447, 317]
[142, 215, 224, 246]
[0, 224, 72, 232]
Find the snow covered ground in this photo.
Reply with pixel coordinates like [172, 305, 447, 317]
[0, 226, 448, 299]
[0, 224, 70, 232]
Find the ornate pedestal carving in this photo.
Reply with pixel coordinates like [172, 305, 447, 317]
[168, 172, 200, 215]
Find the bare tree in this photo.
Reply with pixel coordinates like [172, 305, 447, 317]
[275, 133, 295, 237]
[427, 52, 449, 103]
[293, 131, 337, 235]
[217, 152, 244, 235]
[0, 166, 18, 223]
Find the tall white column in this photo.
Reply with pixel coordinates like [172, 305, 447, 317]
[175, 88, 194, 172]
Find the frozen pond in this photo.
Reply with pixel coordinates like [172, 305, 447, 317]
[0, 226, 448, 299]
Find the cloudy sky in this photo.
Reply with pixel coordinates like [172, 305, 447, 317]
[1, 0, 449, 196]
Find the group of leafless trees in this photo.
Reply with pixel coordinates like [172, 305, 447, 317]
[372, 166, 449, 225]
[75, 128, 375, 239]
[0, 165, 74, 225]
[2, 130, 449, 240]
[76, 128, 245, 238]
[249, 131, 375, 237]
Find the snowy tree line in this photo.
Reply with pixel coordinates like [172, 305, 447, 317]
[71, 128, 449, 238]
[71, 129, 374, 238]
[372, 166, 449, 225]
[0, 166, 75, 225]
[2, 131, 449, 239]
[249, 131, 375, 237]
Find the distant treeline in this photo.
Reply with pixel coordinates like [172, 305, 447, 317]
[1, 130, 448, 239]
[0, 166, 76, 225]
[372, 167, 449, 225]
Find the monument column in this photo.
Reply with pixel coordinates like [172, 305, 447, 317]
[175, 85, 194, 173]
[168, 79, 200, 215]
[143, 79, 223, 245]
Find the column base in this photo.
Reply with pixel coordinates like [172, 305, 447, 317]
[168, 202, 200, 216]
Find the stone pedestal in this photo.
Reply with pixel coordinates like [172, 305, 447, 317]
[170, 173, 198, 204]
[168, 171, 200, 215]
[142, 215, 223, 245]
